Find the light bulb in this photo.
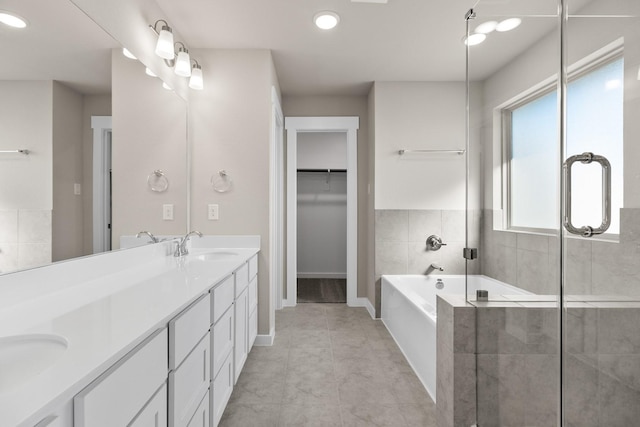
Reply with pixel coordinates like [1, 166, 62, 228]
[155, 25, 175, 59]
[122, 48, 137, 60]
[189, 65, 204, 90]
[145, 67, 157, 77]
[314, 11, 340, 30]
[475, 21, 498, 34]
[174, 47, 192, 77]
[162, 82, 172, 90]
[0, 11, 27, 28]
[463, 33, 487, 46]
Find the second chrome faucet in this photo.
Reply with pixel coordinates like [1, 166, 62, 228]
[174, 231, 203, 257]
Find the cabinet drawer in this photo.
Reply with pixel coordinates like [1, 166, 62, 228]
[170, 294, 211, 370]
[248, 276, 257, 313]
[211, 351, 233, 427]
[212, 306, 234, 378]
[186, 390, 209, 427]
[248, 255, 258, 280]
[129, 383, 168, 427]
[74, 328, 168, 427]
[211, 274, 234, 324]
[234, 263, 249, 298]
[169, 333, 211, 427]
[249, 307, 257, 351]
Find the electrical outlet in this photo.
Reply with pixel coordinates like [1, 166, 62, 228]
[208, 204, 219, 220]
[163, 204, 174, 220]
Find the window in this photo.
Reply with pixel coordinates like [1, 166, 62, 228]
[505, 55, 623, 235]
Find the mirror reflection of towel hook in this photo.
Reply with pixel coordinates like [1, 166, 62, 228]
[147, 169, 169, 192]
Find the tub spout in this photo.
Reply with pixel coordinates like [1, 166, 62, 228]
[430, 263, 444, 272]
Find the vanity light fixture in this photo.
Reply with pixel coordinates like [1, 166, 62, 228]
[145, 67, 157, 77]
[122, 48, 137, 60]
[496, 18, 522, 32]
[314, 11, 340, 30]
[189, 61, 204, 90]
[174, 43, 192, 77]
[0, 11, 27, 28]
[150, 19, 175, 60]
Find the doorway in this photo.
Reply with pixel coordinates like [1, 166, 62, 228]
[91, 116, 112, 254]
[284, 116, 359, 307]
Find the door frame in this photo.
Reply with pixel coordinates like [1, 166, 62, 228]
[91, 116, 112, 254]
[270, 88, 285, 318]
[284, 116, 359, 307]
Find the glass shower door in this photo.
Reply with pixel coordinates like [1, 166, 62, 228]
[563, 2, 640, 425]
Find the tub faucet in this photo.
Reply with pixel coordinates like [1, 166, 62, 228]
[174, 231, 203, 257]
[430, 263, 444, 272]
[136, 231, 159, 243]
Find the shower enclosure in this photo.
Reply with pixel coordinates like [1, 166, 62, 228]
[464, 0, 640, 425]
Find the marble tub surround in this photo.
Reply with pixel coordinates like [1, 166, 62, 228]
[0, 209, 52, 274]
[0, 236, 259, 427]
[481, 208, 640, 298]
[220, 303, 436, 427]
[374, 209, 481, 315]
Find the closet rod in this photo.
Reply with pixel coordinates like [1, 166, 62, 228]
[297, 169, 347, 173]
[398, 149, 465, 155]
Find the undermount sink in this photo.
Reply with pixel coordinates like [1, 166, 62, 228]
[190, 249, 240, 262]
[0, 334, 68, 394]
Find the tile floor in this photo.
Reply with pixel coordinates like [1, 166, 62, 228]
[219, 303, 436, 426]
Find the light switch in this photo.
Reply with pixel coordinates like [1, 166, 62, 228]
[163, 204, 174, 220]
[208, 204, 219, 220]
[74, 183, 81, 195]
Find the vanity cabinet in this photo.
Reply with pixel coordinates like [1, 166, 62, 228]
[169, 295, 211, 427]
[74, 328, 168, 427]
[129, 383, 168, 427]
[233, 287, 249, 383]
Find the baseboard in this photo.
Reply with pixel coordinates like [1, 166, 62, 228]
[349, 297, 377, 319]
[296, 273, 347, 279]
[254, 328, 275, 346]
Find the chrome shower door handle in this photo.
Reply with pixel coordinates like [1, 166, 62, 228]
[562, 152, 611, 237]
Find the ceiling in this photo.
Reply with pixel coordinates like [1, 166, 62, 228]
[0, 0, 595, 96]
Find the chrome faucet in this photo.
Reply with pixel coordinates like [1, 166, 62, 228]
[174, 231, 203, 257]
[136, 231, 159, 243]
[430, 263, 444, 272]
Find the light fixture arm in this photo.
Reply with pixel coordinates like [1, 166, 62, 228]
[149, 19, 169, 35]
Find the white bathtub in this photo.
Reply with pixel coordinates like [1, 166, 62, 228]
[381, 274, 531, 401]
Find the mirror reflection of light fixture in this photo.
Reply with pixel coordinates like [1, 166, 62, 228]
[463, 33, 487, 46]
[174, 43, 192, 77]
[150, 19, 174, 60]
[145, 67, 157, 77]
[496, 18, 521, 32]
[122, 48, 137, 60]
[189, 61, 204, 90]
[475, 21, 498, 34]
[162, 82, 172, 91]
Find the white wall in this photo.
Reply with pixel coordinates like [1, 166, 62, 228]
[189, 49, 277, 335]
[373, 82, 467, 210]
[52, 81, 84, 262]
[111, 49, 188, 248]
[297, 132, 347, 170]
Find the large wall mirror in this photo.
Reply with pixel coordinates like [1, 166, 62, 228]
[0, 0, 188, 275]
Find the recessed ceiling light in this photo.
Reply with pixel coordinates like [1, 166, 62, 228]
[463, 33, 487, 46]
[145, 67, 157, 77]
[0, 11, 27, 28]
[475, 21, 498, 34]
[314, 11, 340, 30]
[496, 18, 522, 32]
[122, 48, 137, 60]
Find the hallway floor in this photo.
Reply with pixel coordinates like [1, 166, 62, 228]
[219, 303, 436, 426]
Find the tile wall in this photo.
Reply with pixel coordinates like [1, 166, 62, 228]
[0, 209, 52, 274]
[374, 209, 480, 314]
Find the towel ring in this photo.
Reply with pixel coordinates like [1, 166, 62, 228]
[147, 169, 169, 192]
[211, 170, 232, 193]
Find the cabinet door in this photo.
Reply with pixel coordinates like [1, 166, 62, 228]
[249, 307, 257, 351]
[233, 288, 248, 384]
[212, 305, 234, 378]
[129, 383, 168, 427]
[186, 391, 209, 427]
[211, 352, 233, 427]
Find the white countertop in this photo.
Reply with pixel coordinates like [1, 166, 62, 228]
[0, 240, 259, 427]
